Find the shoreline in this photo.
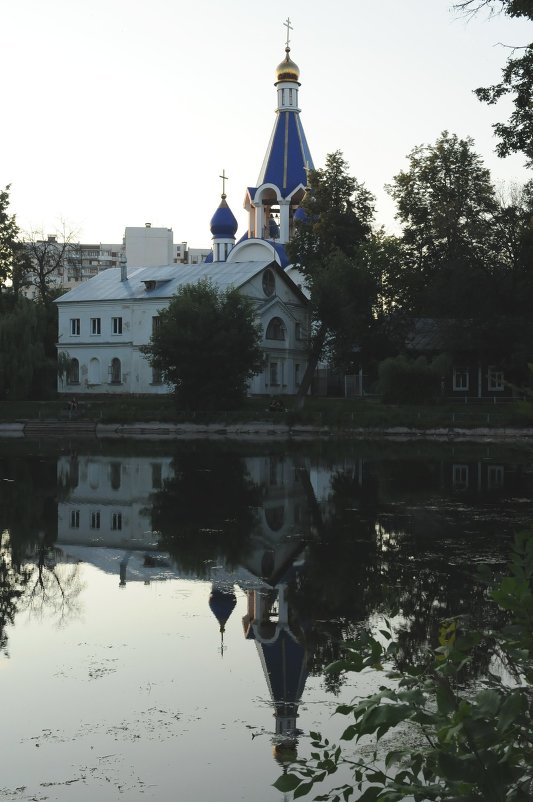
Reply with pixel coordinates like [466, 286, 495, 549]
[2, 420, 533, 442]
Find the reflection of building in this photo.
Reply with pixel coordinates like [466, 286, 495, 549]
[57, 454, 173, 550]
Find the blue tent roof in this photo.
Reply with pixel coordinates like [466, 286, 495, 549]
[256, 110, 314, 198]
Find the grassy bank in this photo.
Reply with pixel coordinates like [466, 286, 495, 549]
[2, 395, 533, 430]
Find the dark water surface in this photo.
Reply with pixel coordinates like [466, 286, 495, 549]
[1, 438, 533, 801]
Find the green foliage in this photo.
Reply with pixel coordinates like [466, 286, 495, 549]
[387, 132, 496, 295]
[0, 186, 22, 293]
[0, 298, 55, 400]
[454, 1, 533, 166]
[287, 151, 377, 398]
[142, 279, 264, 410]
[275, 532, 533, 801]
[377, 354, 450, 404]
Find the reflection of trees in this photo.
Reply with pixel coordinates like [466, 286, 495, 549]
[0, 530, 32, 656]
[0, 451, 81, 651]
[151, 448, 261, 576]
[0, 452, 58, 562]
[21, 541, 83, 626]
[293, 461, 512, 687]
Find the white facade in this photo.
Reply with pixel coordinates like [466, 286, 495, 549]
[56, 261, 309, 396]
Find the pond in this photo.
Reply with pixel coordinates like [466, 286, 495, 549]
[1, 437, 532, 801]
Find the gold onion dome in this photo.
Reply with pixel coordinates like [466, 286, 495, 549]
[276, 47, 300, 82]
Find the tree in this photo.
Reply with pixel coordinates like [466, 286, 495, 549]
[275, 531, 533, 801]
[0, 186, 23, 296]
[387, 132, 498, 316]
[0, 298, 53, 400]
[23, 227, 80, 305]
[454, 1, 533, 166]
[287, 151, 377, 402]
[142, 279, 264, 410]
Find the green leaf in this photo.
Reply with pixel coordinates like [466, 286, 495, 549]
[293, 781, 314, 799]
[475, 689, 501, 717]
[497, 690, 526, 731]
[273, 773, 301, 792]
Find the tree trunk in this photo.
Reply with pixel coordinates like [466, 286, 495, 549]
[294, 322, 328, 409]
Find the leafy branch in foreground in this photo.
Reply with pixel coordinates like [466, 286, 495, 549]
[275, 532, 533, 801]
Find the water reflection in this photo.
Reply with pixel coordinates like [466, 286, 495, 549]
[0, 442, 532, 798]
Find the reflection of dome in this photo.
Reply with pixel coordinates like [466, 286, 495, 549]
[272, 741, 298, 765]
[276, 47, 300, 82]
[209, 587, 237, 632]
[210, 197, 238, 239]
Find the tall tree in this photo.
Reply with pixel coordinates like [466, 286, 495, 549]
[287, 151, 377, 402]
[0, 186, 21, 295]
[454, 0, 533, 166]
[142, 279, 264, 410]
[386, 131, 498, 316]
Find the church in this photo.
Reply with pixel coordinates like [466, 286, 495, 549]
[55, 25, 314, 398]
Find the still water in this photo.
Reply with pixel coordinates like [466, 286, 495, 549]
[1, 438, 533, 801]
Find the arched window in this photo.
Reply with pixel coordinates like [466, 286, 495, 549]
[88, 357, 100, 384]
[266, 317, 286, 340]
[68, 358, 80, 384]
[110, 358, 121, 384]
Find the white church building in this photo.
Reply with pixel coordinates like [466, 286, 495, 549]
[56, 29, 314, 398]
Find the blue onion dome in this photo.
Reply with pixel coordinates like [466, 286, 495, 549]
[209, 588, 237, 633]
[210, 195, 238, 238]
[276, 47, 300, 82]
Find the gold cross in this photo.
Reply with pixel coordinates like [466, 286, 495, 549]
[284, 17, 293, 49]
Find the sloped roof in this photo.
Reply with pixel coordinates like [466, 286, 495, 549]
[405, 318, 455, 351]
[55, 261, 280, 304]
[256, 110, 314, 198]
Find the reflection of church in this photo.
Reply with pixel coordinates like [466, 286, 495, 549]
[57, 450, 316, 742]
[209, 455, 312, 745]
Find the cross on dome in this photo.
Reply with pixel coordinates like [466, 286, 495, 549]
[284, 17, 293, 49]
[219, 169, 229, 199]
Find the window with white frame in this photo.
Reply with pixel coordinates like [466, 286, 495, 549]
[70, 509, 80, 528]
[266, 317, 286, 340]
[90, 317, 101, 335]
[112, 317, 123, 335]
[90, 511, 101, 529]
[270, 362, 279, 386]
[452, 464, 469, 489]
[453, 367, 469, 391]
[487, 465, 504, 489]
[295, 363, 301, 386]
[111, 512, 122, 531]
[488, 367, 504, 391]
[68, 358, 80, 384]
[110, 358, 121, 384]
[70, 318, 80, 336]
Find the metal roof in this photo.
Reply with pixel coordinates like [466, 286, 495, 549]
[55, 261, 279, 304]
[256, 110, 314, 198]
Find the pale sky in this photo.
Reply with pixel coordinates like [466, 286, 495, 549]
[2, 0, 531, 247]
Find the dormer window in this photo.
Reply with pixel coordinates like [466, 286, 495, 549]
[144, 280, 156, 291]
